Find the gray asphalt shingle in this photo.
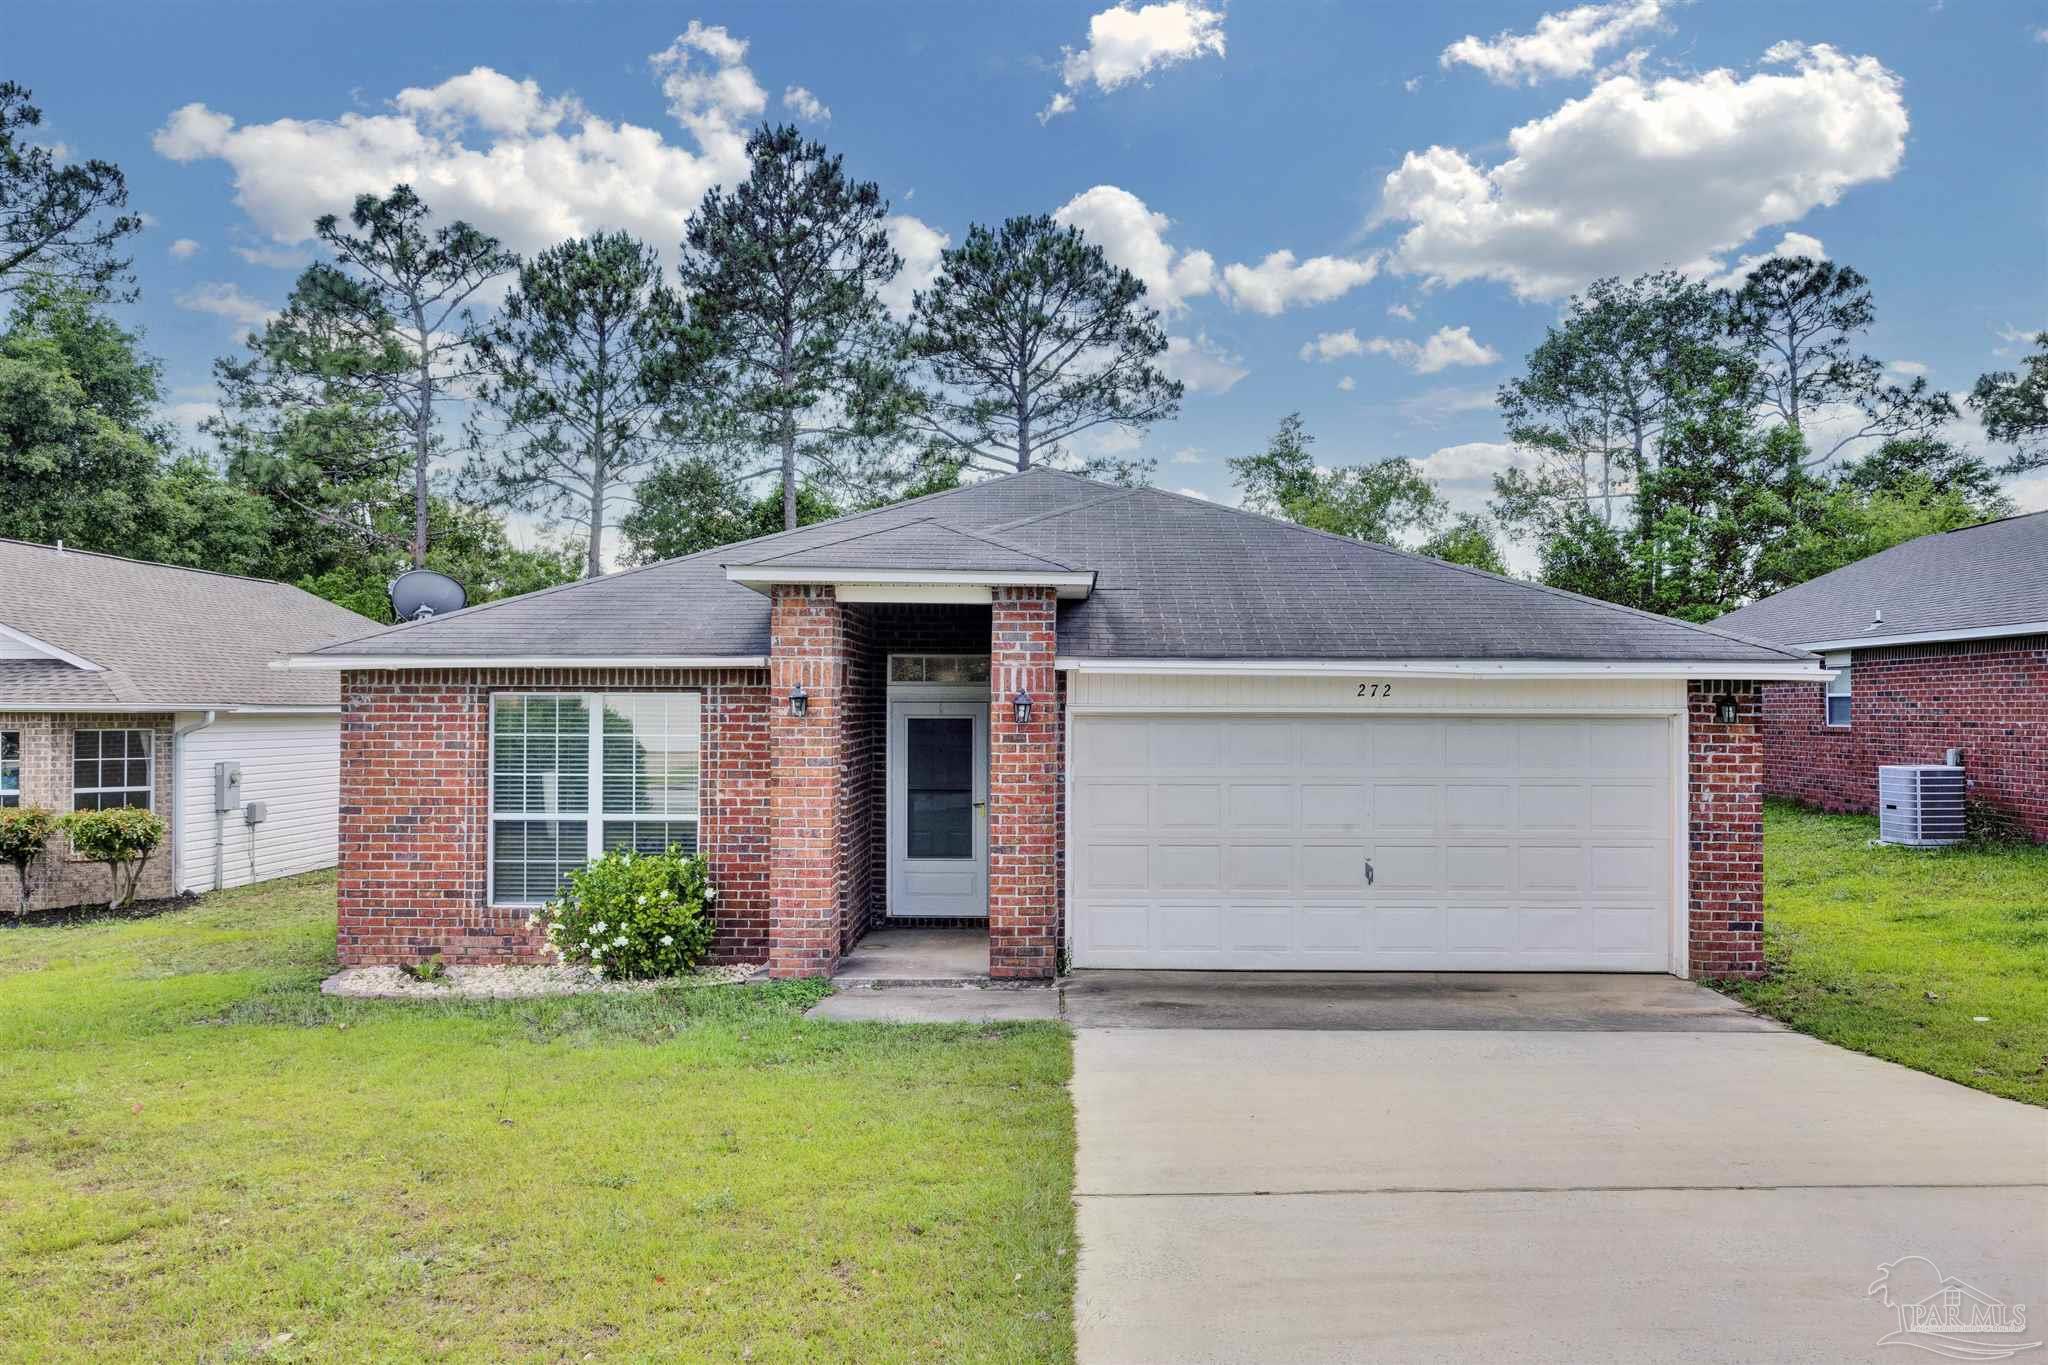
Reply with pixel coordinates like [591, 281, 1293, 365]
[0, 540, 379, 708]
[307, 468, 1810, 666]
[1713, 511, 2048, 647]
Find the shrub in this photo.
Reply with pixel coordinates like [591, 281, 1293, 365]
[59, 807, 168, 908]
[531, 846, 717, 979]
[0, 805, 59, 906]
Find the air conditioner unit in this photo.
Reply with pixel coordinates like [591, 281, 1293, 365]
[1878, 765, 1965, 847]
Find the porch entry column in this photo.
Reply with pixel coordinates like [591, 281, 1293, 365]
[768, 585, 849, 978]
[988, 586, 1060, 979]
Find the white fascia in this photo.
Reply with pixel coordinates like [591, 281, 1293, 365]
[0, 702, 344, 714]
[0, 622, 103, 671]
[1795, 620, 2048, 653]
[723, 566, 1096, 599]
[274, 655, 770, 671]
[1054, 657, 1835, 682]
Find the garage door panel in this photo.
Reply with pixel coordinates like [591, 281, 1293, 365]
[1444, 783, 1513, 831]
[1154, 783, 1221, 830]
[1372, 721, 1443, 770]
[1225, 783, 1295, 829]
[1301, 783, 1368, 832]
[1071, 713, 1674, 972]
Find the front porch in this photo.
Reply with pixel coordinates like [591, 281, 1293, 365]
[763, 586, 1063, 981]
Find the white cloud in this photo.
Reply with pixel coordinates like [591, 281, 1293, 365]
[783, 85, 831, 122]
[1222, 249, 1380, 315]
[877, 214, 948, 319]
[1337, 375, 1356, 392]
[1397, 385, 1499, 425]
[1704, 230, 1825, 290]
[1408, 440, 1530, 484]
[176, 281, 275, 327]
[1994, 323, 2043, 358]
[1385, 301, 1416, 320]
[153, 24, 765, 262]
[1885, 359, 1929, 378]
[233, 243, 309, 269]
[1301, 324, 1499, 374]
[1054, 185, 1216, 312]
[1403, 77, 1423, 94]
[1169, 446, 1204, 465]
[1041, 1, 1224, 120]
[167, 237, 201, 259]
[1441, 0, 1667, 85]
[1161, 333, 1249, 394]
[1175, 486, 1212, 502]
[1379, 43, 1907, 301]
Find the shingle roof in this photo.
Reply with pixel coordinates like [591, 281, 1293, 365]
[0, 540, 379, 709]
[307, 468, 1810, 666]
[1712, 512, 2048, 648]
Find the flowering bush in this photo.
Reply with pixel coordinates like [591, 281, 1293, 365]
[530, 846, 717, 979]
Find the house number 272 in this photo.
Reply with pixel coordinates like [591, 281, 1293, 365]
[1356, 683, 1393, 698]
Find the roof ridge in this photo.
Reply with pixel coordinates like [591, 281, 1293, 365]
[921, 520, 1077, 570]
[1120, 484, 1816, 662]
[0, 536, 358, 601]
[983, 486, 1146, 535]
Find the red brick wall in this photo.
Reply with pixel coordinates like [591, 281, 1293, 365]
[987, 588, 1061, 979]
[1687, 681, 1764, 978]
[1761, 637, 2048, 841]
[337, 667, 770, 966]
[0, 710, 175, 913]
[766, 587, 853, 978]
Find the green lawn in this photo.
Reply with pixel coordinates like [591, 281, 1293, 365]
[0, 874, 1075, 1363]
[1723, 802, 2048, 1107]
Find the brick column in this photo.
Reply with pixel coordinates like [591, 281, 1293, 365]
[768, 586, 850, 978]
[988, 587, 1061, 979]
[1687, 680, 1764, 979]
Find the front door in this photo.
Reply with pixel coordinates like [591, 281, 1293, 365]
[888, 700, 989, 918]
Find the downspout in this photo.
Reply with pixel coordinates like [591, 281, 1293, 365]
[171, 711, 218, 896]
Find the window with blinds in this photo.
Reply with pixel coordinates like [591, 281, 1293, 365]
[489, 693, 702, 904]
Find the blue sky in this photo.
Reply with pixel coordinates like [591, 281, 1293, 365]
[15, 1, 2048, 563]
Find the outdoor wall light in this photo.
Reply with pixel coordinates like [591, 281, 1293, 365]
[1012, 687, 1033, 726]
[788, 683, 808, 718]
[1715, 693, 1740, 725]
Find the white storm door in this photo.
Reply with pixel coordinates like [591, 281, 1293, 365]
[888, 701, 989, 918]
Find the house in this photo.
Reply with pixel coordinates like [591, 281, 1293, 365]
[284, 468, 1825, 980]
[1713, 512, 2048, 841]
[0, 540, 379, 911]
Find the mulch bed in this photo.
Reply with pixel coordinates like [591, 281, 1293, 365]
[2, 891, 202, 930]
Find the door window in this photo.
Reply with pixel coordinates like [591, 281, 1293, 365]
[905, 716, 974, 859]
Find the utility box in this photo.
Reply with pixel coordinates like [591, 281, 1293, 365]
[1878, 764, 1965, 847]
[213, 761, 242, 813]
[243, 801, 268, 827]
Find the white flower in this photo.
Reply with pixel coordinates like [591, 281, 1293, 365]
[591, 945, 604, 958]
[614, 935, 628, 947]
[592, 921, 607, 933]
[660, 935, 674, 947]
[706, 887, 718, 901]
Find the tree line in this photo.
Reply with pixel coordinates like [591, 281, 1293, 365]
[3, 78, 2042, 624]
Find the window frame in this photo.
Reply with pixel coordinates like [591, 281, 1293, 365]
[487, 692, 703, 907]
[1823, 651, 1852, 728]
[1, 730, 19, 808]
[72, 727, 154, 811]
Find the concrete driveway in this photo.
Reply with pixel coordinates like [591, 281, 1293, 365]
[1070, 973, 2048, 1364]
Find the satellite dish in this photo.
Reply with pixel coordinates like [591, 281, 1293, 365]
[388, 569, 468, 623]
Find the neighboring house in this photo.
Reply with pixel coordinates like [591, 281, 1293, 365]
[285, 469, 1824, 981]
[0, 541, 379, 911]
[1714, 512, 2048, 842]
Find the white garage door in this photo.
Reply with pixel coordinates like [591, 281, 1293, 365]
[1070, 714, 1675, 971]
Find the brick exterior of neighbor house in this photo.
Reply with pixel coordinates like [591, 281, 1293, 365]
[0, 711, 176, 914]
[1686, 682, 1765, 979]
[1760, 636, 2048, 842]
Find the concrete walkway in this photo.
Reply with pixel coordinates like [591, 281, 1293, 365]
[1073, 976, 2048, 1364]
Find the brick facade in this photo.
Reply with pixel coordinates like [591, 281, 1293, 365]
[0, 710, 176, 913]
[987, 589, 1061, 979]
[1686, 682, 1765, 978]
[1761, 636, 2048, 842]
[765, 587, 854, 978]
[335, 668, 770, 966]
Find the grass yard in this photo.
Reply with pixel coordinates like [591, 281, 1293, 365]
[0, 874, 1075, 1363]
[1723, 801, 2048, 1107]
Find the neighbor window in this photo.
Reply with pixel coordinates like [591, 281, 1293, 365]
[1824, 652, 1852, 727]
[1, 731, 19, 808]
[73, 728, 153, 810]
[489, 693, 701, 905]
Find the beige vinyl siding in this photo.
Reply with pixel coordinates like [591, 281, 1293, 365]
[175, 713, 341, 893]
